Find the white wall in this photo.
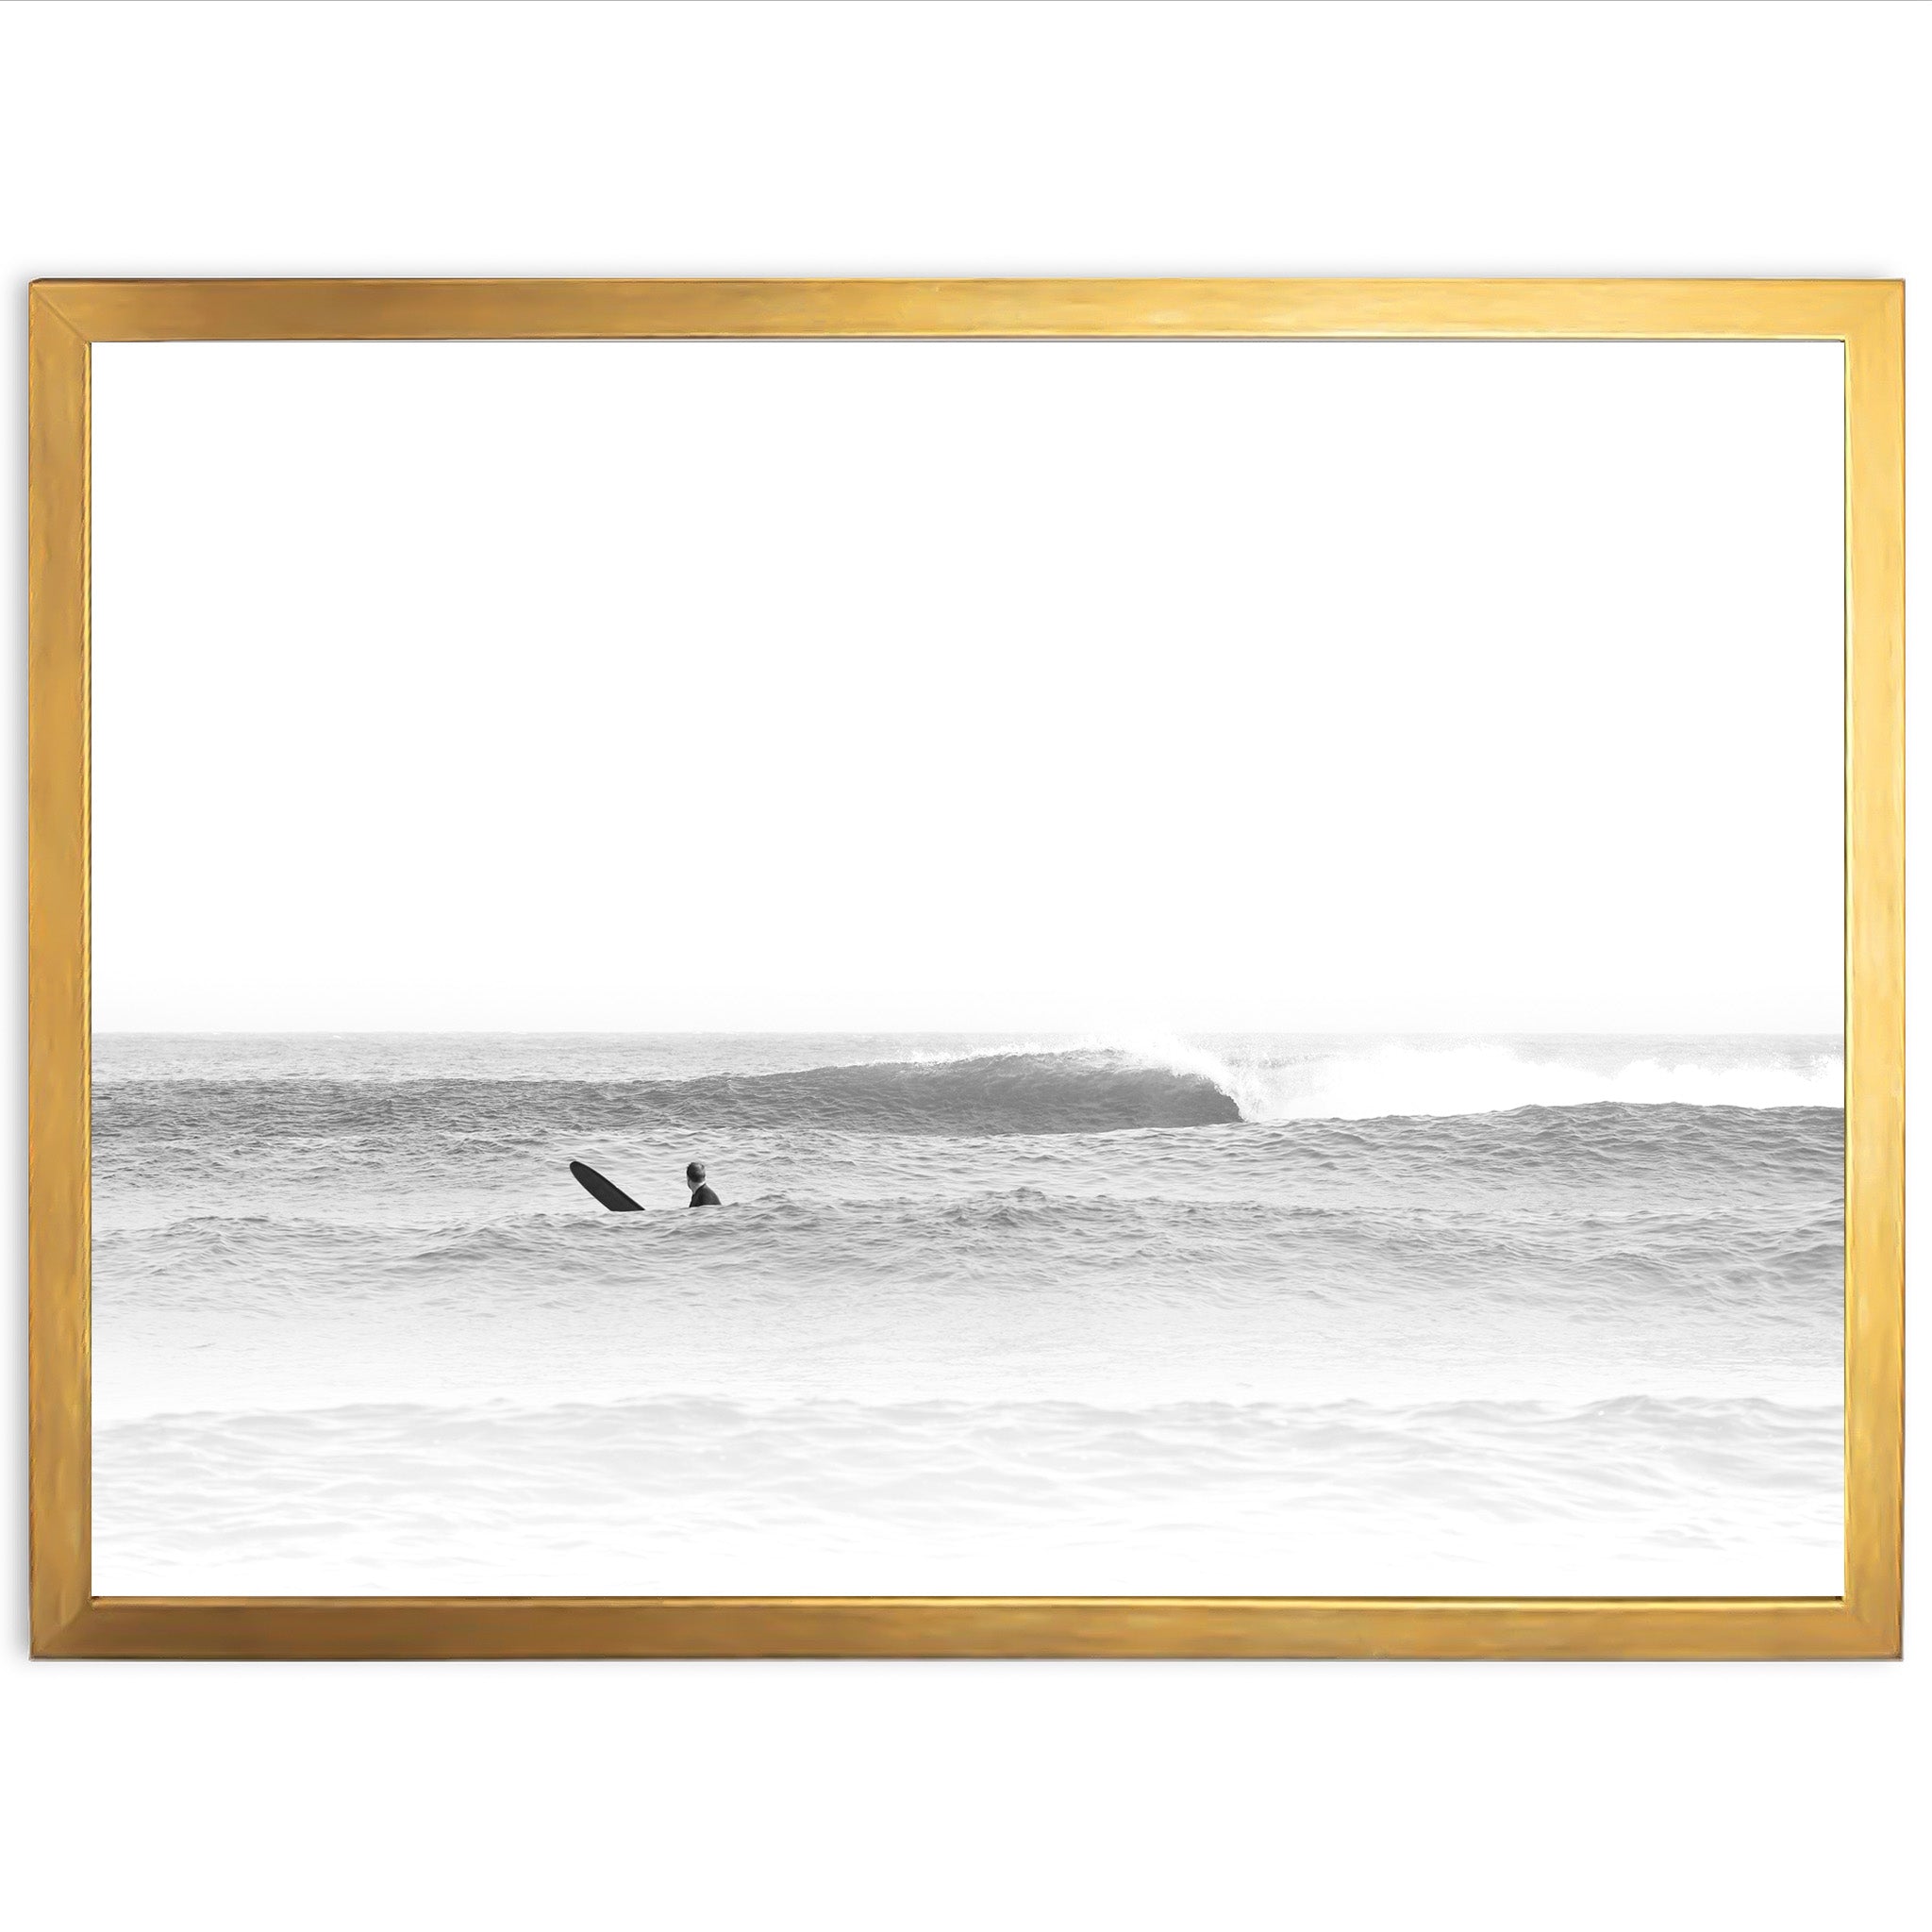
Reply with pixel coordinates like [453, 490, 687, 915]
[2, 4, 1922, 1926]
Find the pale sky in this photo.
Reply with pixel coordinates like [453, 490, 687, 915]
[91, 339, 1844, 1034]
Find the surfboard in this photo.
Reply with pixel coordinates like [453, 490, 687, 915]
[570, 1159, 643, 1212]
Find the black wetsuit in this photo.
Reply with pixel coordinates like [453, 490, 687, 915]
[689, 1183, 722, 1208]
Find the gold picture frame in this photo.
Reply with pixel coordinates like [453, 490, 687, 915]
[28, 278, 1903, 1658]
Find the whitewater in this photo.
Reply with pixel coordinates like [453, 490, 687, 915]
[91, 1032, 1844, 1596]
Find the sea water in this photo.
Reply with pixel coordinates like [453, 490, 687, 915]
[91, 1033, 1844, 1595]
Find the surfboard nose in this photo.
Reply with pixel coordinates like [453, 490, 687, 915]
[570, 1160, 643, 1212]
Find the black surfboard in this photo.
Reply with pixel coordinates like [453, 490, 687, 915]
[571, 1159, 643, 1212]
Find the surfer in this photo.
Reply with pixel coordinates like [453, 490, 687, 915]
[687, 1160, 722, 1208]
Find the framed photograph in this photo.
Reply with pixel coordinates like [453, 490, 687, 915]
[28, 279, 1902, 1657]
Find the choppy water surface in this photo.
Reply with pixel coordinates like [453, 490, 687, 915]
[92, 1033, 1844, 1594]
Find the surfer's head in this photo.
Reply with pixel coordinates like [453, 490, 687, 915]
[686, 1161, 706, 1187]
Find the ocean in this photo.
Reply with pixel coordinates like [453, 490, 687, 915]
[91, 1032, 1845, 1596]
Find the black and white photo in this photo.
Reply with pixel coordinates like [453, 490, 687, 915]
[88, 338, 1847, 1596]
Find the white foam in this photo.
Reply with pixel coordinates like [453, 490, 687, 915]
[1113, 1036, 1844, 1122]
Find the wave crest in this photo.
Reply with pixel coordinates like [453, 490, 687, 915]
[92, 1038, 1843, 1141]
[95, 1052, 1241, 1141]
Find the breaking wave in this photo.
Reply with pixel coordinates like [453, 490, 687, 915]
[93, 1039, 1842, 1143]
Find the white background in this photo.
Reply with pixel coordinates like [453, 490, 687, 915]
[2, 4, 1923, 1927]
[91, 338, 1843, 1034]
